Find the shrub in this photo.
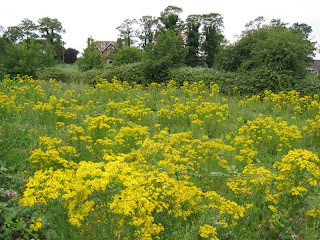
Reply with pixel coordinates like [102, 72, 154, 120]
[37, 67, 74, 82]
[103, 62, 145, 84]
[0, 40, 56, 78]
[168, 67, 251, 95]
[293, 73, 320, 96]
[112, 47, 143, 66]
[77, 69, 107, 85]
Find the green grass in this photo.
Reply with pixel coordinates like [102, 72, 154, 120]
[56, 63, 80, 73]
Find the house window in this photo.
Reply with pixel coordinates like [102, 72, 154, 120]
[101, 42, 106, 48]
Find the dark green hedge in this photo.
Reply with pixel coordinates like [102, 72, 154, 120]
[36, 65, 320, 96]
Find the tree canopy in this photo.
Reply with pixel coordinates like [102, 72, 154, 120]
[142, 29, 187, 83]
[76, 37, 106, 72]
[112, 47, 143, 66]
[2, 17, 69, 61]
[219, 17, 315, 78]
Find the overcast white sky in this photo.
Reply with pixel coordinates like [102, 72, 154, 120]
[1, 0, 320, 58]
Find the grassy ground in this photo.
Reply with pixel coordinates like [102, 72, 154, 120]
[1, 75, 320, 239]
[56, 63, 80, 73]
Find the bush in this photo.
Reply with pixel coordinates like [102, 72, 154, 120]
[0, 40, 56, 78]
[168, 67, 250, 95]
[112, 47, 143, 66]
[293, 73, 320, 96]
[77, 69, 107, 85]
[37, 67, 74, 82]
[103, 62, 145, 84]
[168, 67, 215, 85]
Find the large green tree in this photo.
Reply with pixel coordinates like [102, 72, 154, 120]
[185, 14, 202, 67]
[201, 13, 224, 68]
[38, 17, 65, 60]
[220, 18, 315, 76]
[3, 26, 24, 43]
[137, 16, 157, 49]
[116, 19, 137, 47]
[218, 17, 316, 92]
[19, 19, 39, 41]
[158, 6, 184, 33]
[3, 19, 38, 43]
[142, 29, 187, 83]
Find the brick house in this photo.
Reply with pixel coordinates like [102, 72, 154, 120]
[96, 41, 116, 64]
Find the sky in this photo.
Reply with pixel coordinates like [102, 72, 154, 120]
[1, 0, 320, 58]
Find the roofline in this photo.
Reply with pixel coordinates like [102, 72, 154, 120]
[96, 41, 117, 52]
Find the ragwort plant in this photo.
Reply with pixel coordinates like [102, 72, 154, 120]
[2, 75, 320, 239]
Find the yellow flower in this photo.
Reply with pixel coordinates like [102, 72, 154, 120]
[199, 224, 219, 239]
[30, 217, 43, 231]
[268, 205, 278, 213]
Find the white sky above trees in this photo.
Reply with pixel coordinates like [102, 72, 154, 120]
[1, 0, 320, 58]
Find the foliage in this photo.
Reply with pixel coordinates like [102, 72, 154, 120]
[137, 16, 158, 49]
[3, 18, 39, 43]
[103, 62, 145, 84]
[112, 47, 143, 66]
[38, 17, 66, 60]
[219, 18, 315, 79]
[114, 6, 226, 68]
[185, 15, 202, 67]
[0, 40, 56, 78]
[201, 13, 224, 68]
[158, 5, 184, 33]
[116, 19, 137, 48]
[76, 37, 106, 72]
[142, 30, 187, 83]
[63, 48, 79, 64]
[2, 17, 66, 62]
[37, 66, 75, 82]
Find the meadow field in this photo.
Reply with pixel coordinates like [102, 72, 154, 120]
[1, 75, 320, 239]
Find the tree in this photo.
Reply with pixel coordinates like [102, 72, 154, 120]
[112, 47, 143, 66]
[158, 6, 184, 33]
[3, 26, 24, 43]
[185, 14, 202, 67]
[0, 39, 56, 77]
[143, 30, 187, 82]
[116, 19, 137, 47]
[64, 48, 79, 64]
[76, 37, 106, 72]
[19, 19, 39, 41]
[137, 16, 157, 48]
[38, 17, 65, 60]
[219, 18, 315, 91]
[201, 13, 224, 68]
[292, 22, 313, 39]
[3, 18, 39, 44]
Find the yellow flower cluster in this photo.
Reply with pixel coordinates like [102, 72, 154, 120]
[231, 115, 302, 164]
[3, 75, 320, 239]
[21, 148, 242, 239]
[239, 89, 320, 116]
[29, 217, 43, 232]
[199, 224, 219, 240]
[227, 164, 275, 196]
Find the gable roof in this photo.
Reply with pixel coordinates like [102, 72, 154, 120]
[96, 41, 116, 52]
